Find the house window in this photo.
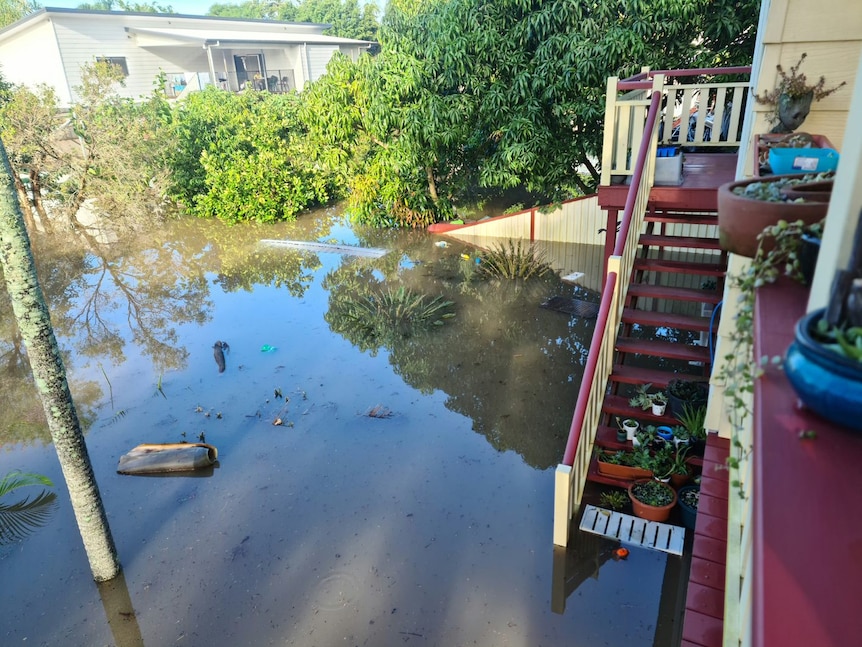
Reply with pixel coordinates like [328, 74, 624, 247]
[96, 57, 129, 77]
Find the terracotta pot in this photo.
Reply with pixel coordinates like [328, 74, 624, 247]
[627, 479, 677, 522]
[717, 174, 830, 258]
[670, 471, 690, 489]
[596, 453, 653, 480]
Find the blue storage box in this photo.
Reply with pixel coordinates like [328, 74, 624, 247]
[768, 147, 839, 175]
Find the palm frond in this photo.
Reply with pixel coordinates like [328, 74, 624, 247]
[0, 471, 53, 498]
[0, 490, 58, 546]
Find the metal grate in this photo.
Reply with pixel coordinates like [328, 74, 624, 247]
[579, 504, 685, 555]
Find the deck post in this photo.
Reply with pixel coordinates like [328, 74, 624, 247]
[553, 464, 573, 546]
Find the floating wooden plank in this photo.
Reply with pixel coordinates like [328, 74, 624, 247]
[259, 239, 389, 258]
[579, 504, 685, 555]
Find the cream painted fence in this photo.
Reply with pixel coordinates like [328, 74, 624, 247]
[440, 197, 609, 292]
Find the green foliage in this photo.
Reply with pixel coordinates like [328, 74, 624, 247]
[0, 0, 40, 28]
[630, 480, 675, 507]
[68, 61, 174, 228]
[76, 0, 174, 11]
[477, 240, 551, 280]
[0, 470, 57, 546]
[326, 283, 454, 351]
[0, 470, 52, 498]
[303, 0, 757, 226]
[169, 88, 340, 223]
[719, 218, 823, 498]
[598, 490, 627, 511]
[675, 403, 707, 441]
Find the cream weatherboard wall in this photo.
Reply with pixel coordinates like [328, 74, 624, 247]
[0, 9, 371, 105]
[0, 18, 69, 101]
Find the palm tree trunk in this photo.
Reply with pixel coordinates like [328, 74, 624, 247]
[0, 141, 120, 582]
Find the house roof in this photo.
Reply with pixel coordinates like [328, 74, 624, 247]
[0, 8, 370, 46]
[128, 26, 370, 48]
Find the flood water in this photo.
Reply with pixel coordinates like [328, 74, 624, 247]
[0, 207, 670, 646]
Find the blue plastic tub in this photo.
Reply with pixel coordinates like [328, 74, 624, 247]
[768, 147, 839, 175]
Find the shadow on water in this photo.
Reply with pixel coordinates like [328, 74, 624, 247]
[0, 206, 676, 646]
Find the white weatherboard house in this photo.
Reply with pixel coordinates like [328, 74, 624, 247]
[0, 8, 371, 105]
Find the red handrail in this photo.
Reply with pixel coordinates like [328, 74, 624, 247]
[562, 270, 616, 466]
[620, 65, 751, 84]
[561, 87, 663, 467]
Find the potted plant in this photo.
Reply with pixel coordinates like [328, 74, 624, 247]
[754, 53, 846, 134]
[677, 484, 700, 530]
[668, 446, 692, 488]
[613, 416, 628, 442]
[628, 383, 655, 410]
[627, 479, 677, 522]
[666, 378, 708, 417]
[650, 391, 668, 416]
[717, 172, 833, 258]
[646, 443, 676, 483]
[616, 416, 639, 442]
[675, 402, 707, 456]
[784, 214, 862, 431]
[655, 424, 674, 442]
[671, 424, 690, 448]
[595, 448, 653, 480]
[598, 490, 628, 511]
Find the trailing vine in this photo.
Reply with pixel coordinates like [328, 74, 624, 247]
[717, 218, 824, 498]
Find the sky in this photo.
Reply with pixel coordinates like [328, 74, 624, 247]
[43, 1, 223, 16]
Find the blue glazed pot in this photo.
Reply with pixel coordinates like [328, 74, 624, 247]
[784, 308, 862, 432]
[656, 425, 674, 441]
[676, 485, 699, 530]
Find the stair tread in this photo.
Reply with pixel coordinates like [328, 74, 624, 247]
[628, 283, 723, 304]
[616, 336, 712, 363]
[622, 308, 716, 332]
[633, 257, 726, 276]
[609, 364, 706, 388]
[639, 234, 721, 250]
[644, 214, 717, 225]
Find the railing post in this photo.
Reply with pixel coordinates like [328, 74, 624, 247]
[600, 77, 619, 186]
[553, 464, 573, 546]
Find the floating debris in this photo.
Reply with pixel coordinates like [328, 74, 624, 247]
[213, 341, 229, 373]
[540, 296, 600, 319]
[366, 404, 393, 419]
[260, 239, 389, 258]
[117, 443, 218, 475]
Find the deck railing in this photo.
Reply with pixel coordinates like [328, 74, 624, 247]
[553, 75, 663, 546]
[600, 66, 751, 185]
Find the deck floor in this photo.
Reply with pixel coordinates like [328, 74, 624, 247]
[681, 434, 730, 647]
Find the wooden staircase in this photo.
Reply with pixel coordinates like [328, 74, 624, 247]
[587, 206, 727, 489]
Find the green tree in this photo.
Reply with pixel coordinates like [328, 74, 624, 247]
[0, 83, 66, 231]
[0, 141, 120, 582]
[208, 0, 278, 19]
[67, 61, 174, 230]
[0, 0, 40, 27]
[289, 0, 378, 40]
[305, 0, 758, 225]
[169, 87, 340, 223]
[75, 0, 174, 12]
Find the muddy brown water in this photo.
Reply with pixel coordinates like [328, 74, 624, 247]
[0, 207, 671, 646]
